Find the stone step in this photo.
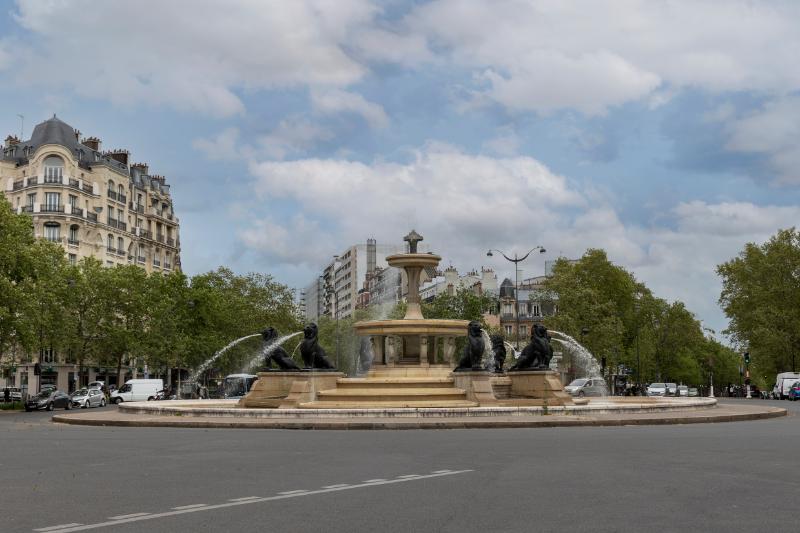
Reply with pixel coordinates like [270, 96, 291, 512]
[298, 399, 478, 409]
[317, 388, 467, 402]
[337, 378, 455, 389]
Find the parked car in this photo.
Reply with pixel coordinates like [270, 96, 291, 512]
[70, 388, 106, 408]
[110, 379, 163, 404]
[25, 389, 72, 411]
[665, 383, 678, 396]
[788, 381, 800, 401]
[647, 383, 667, 396]
[773, 373, 800, 399]
[564, 378, 607, 398]
[676, 385, 689, 397]
[688, 387, 699, 397]
[87, 381, 104, 390]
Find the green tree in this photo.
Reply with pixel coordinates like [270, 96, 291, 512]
[717, 228, 800, 378]
[422, 287, 495, 324]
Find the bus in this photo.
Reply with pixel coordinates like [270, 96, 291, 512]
[222, 374, 257, 399]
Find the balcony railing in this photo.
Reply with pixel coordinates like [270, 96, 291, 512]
[68, 178, 80, 189]
[117, 248, 126, 256]
[129, 202, 145, 214]
[156, 233, 165, 243]
[82, 184, 93, 194]
[137, 256, 145, 264]
[166, 237, 175, 247]
[45, 235, 61, 243]
[44, 176, 63, 184]
[106, 246, 116, 254]
[21, 206, 34, 213]
[87, 212, 98, 222]
[12, 180, 24, 190]
[164, 262, 172, 270]
[107, 190, 118, 201]
[153, 258, 161, 267]
[139, 229, 153, 240]
[118, 194, 127, 204]
[26, 177, 39, 186]
[68, 238, 80, 246]
[41, 204, 65, 213]
[107, 219, 127, 231]
[69, 205, 83, 217]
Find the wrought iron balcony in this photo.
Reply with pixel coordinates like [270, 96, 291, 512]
[44, 176, 63, 184]
[41, 205, 65, 213]
[69, 206, 84, 216]
[12, 180, 24, 190]
[68, 238, 80, 246]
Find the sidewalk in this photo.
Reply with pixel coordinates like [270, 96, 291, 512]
[53, 403, 788, 430]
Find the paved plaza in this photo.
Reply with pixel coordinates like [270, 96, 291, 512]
[2, 399, 798, 533]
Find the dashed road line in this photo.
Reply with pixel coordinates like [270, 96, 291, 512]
[32, 469, 473, 533]
[228, 496, 260, 502]
[322, 484, 350, 489]
[171, 504, 208, 510]
[108, 513, 150, 520]
[34, 525, 82, 532]
[363, 478, 387, 482]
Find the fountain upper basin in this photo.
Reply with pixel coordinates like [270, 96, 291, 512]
[386, 253, 442, 269]
[352, 318, 468, 337]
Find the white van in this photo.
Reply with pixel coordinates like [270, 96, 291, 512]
[110, 379, 163, 404]
[773, 372, 800, 399]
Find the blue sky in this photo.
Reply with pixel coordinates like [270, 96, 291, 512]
[2, 0, 800, 339]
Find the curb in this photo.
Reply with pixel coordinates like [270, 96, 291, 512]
[52, 406, 787, 430]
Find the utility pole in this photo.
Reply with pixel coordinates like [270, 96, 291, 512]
[17, 114, 24, 139]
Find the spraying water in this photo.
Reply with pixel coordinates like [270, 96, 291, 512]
[189, 333, 261, 382]
[548, 330, 603, 378]
[239, 331, 303, 374]
[480, 329, 494, 369]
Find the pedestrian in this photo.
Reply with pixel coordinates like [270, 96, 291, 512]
[3, 387, 10, 403]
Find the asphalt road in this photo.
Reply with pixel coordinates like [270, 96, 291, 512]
[1, 398, 798, 533]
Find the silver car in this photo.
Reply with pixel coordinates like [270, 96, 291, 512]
[565, 378, 608, 397]
[71, 388, 106, 408]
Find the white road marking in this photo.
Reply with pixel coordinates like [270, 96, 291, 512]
[34, 525, 82, 532]
[33, 469, 473, 533]
[322, 484, 350, 489]
[278, 490, 308, 495]
[228, 496, 260, 502]
[171, 504, 207, 510]
[108, 513, 150, 520]
[363, 478, 387, 482]
[432, 470, 453, 474]
[396, 474, 420, 478]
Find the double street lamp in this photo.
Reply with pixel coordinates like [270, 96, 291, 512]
[487, 246, 546, 349]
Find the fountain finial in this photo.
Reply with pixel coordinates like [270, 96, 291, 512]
[404, 229, 423, 253]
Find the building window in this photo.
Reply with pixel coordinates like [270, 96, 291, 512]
[107, 180, 114, 195]
[27, 193, 36, 209]
[43, 156, 64, 183]
[117, 236, 124, 251]
[107, 234, 114, 251]
[44, 192, 61, 211]
[68, 225, 79, 244]
[502, 303, 513, 315]
[44, 223, 60, 242]
[68, 253, 77, 265]
[520, 325, 527, 337]
[118, 184, 125, 198]
[532, 304, 541, 316]
[40, 347, 56, 363]
[504, 325, 513, 335]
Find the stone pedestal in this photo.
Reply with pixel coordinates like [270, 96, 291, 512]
[277, 372, 345, 409]
[238, 371, 345, 409]
[507, 370, 574, 405]
[239, 371, 307, 409]
[451, 371, 498, 406]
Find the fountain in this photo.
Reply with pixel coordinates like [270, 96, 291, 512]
[238, 230, 574, 408]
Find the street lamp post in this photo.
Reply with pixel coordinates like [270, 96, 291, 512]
[487, 246, 546, 349]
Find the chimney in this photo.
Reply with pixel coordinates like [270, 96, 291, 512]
[150, 174, 166, 184]
[74, 129, 81, 142]
[131, 162, 149, 175]
[82, 136, 101, 151]
[5, 135, 20, 148]
[108, 149, 130, 166]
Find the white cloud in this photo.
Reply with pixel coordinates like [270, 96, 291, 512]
[482, 127, 520, 156]
[8, 0, 376, 116]
[191, 128, 244, 161]
[725, 96, 800, 185]
[310, 89, 389, 129]
[403, 0, 800, 114]
[258, 117, 334, 160]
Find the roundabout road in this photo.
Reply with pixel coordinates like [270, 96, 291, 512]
[1, 398, 798, 533]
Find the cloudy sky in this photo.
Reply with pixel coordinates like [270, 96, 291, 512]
[2, 0, 800, 337]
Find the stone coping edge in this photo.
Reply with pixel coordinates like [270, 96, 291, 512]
[117, 398, 719, 419]
[53, 405, 787, 430]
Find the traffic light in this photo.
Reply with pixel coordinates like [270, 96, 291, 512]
[33, 363, 41, 376]
[744, 352, 750, 365]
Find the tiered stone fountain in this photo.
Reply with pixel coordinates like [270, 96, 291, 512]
[241, 230, 573, 409]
